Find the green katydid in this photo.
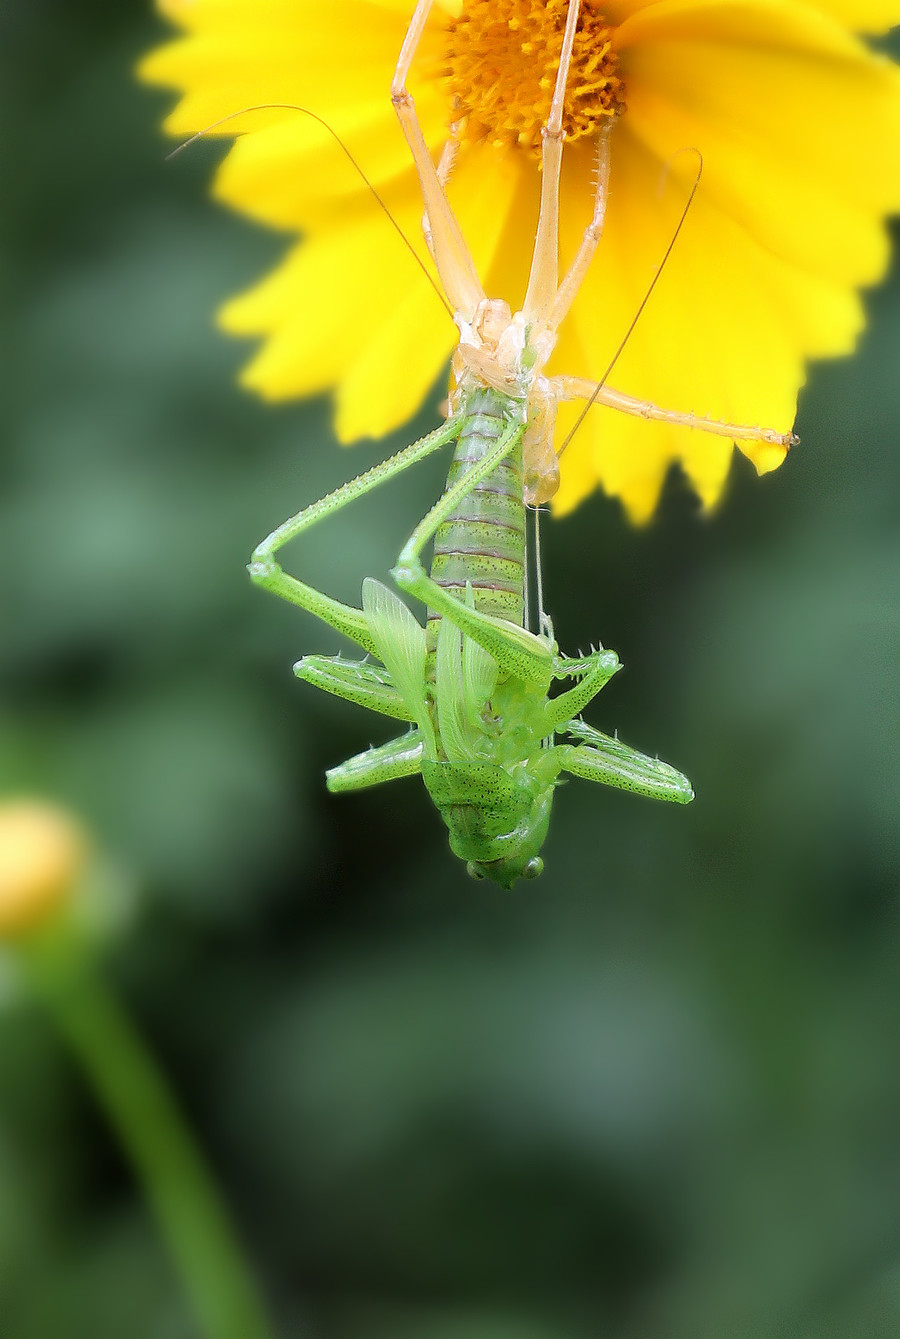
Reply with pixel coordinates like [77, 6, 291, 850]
[250, 0, 795, 887]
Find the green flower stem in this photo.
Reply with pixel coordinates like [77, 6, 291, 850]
[29, 953, 273, 1339]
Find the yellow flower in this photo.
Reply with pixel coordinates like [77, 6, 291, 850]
[141, 0, 900, 520]
[0, 800, 88, 937]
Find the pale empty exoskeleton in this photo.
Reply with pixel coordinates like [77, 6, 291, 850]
[250, 0, 795, 886]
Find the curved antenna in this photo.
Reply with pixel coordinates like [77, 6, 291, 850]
[167, 104, 453, 318]
[557, 148, 703, 458]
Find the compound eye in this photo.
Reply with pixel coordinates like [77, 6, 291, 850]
[522, 857, 544, 880]
[467, 861, 486, 881]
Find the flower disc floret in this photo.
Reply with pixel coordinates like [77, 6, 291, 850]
[444, 0, 624, 152]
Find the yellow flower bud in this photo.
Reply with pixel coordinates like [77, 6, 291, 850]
[0, 800, 89, 937]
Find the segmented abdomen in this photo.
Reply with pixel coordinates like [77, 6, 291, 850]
[427, 386, 525, 661]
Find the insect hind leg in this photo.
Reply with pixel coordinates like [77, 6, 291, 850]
[249, 418, 459, 655]
[391, 417, 557, 688]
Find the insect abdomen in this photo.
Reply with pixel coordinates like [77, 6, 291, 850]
[428, 387, 525, 650]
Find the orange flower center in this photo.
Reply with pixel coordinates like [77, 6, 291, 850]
[443, 0, 624, 155]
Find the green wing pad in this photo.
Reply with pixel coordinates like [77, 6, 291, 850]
[462, 583, 499, 712]
[362, 578, 436, 755]
[435, 615, 470, 761]
[434, 610, 500, 762]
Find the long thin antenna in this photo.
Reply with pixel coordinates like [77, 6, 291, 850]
[557, 149, 703, 458]
[167, 105, 453, 317]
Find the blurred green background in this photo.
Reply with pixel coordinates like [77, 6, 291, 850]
[2, 3, 900, 1336]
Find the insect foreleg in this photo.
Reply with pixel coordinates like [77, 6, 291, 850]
[554, 720, 694, 804]
[326, 731, 425, 793]
[522, 0, 583, 322]
[549, 123, 614, 331]
[420, 123, 463, 266]
[544, 648, 621, 734]
[391, 417, 555, 686]
[249, 417, 460, 654]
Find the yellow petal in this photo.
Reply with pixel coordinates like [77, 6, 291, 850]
[617, 0, 900, 282]
[552, 129, 816, 518]
[220, 176, 452, 424]
[586, 0, 900, 24]
[221, 140, 523, 440]
[141, 1, 446, 147]
[801, 0, 900, 30]
[142, 4, 406, 121]
[155, 0, 428, 34]
[210, 91, 447, 233]
[531, 0, 900, 515]
[337, 141, 526, 439]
